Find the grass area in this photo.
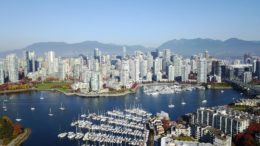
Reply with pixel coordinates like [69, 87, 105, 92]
[34, 82, 71, 92]
[175, 136, 195, 141]
[209, 82, 232, 88]
[228, 105, 248, 111]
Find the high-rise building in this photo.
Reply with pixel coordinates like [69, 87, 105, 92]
[94, 48, 101, 62]
[6, 54, 19, 82]
[197, 58, 207, 83]
[243, 71, 252, 83]
[46, 51, 56, 75]
[58, 60, 66, 80]
[168, 65, 175, 81]
[153, 58, 160, 75]
[25, 51, 38, 74]
[0, 61, 4, 84]
[140, 60, 148, 79]
[256, 60, 260, 80]
[120, 60, 129, 86]
[122, 47, 126, 59]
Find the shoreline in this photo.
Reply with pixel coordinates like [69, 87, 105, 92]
[7, 128, 31, 146]
[0, 83, 233, 97]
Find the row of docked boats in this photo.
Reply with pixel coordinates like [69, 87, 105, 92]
[143, 85, 194, 96]
[58, 107, 151, 146]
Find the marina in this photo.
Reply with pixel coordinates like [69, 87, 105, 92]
[59, 106, 151, 146]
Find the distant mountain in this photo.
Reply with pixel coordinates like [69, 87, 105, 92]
[158, 38, 260, 57]
[0, 41, 150, 57]
[1, 38, 260, 57]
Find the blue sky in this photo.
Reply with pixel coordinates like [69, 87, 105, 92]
[0, 0, 260, 51]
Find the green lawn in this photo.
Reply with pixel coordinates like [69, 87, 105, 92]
[228, 105, 248, 111]
[175, 136, 195, 141]
[35, 82, 71, 92]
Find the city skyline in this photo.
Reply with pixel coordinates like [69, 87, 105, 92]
[1, 0, 260, 51]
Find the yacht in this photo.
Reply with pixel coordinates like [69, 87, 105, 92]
[202, 100, 207, 103]
[48, 108, 54, 116]
[67, 132, 76, 140]
[59, 103, 65, 111]
[58, 132, 67, 138]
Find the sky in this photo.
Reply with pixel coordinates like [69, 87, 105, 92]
[0, 0, 260, 51]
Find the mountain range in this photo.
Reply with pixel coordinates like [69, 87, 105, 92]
[1, 38, 260, 57]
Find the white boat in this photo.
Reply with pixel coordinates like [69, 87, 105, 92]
[48, 108, 54, 116]
[168, 104, 175, 108]
[31, 106, 35, 111]
[59, 103, 65, 111]
[67, 132, 76, 139]
[181, 101, 186, 105]
[40, 93, 44, 100]
[2, 102, 7, 109]
[16, 113, 22, 122]
[58, 132, 67, 138]
[3, 108, 7, 112]
[221, 90, 224, 93]
[151, 92, 159, 96]
[202, 100, 207, 103]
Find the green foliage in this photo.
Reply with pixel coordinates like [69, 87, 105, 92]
[0, 116, 15, 144]
[175, 135, 195, 141]
[35, 82, 71, 92]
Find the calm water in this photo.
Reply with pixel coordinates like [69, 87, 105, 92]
[0, 88, 244, 146]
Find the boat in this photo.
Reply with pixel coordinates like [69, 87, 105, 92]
[2, 102, 7, 109]
[40, 93, 44, 100]
[168, 104, 175, 108]
[59, 103, 65, 111]
[48, 108, 54, 116]
[58, 132, 67, 138]
[30, 106, 36, 111]
[67, 132, 76, 140]
[221, 90, 224, 93]
[181, 101, 186, 105]
[202, 100, 207, 103]
[15, 113, 22, 122]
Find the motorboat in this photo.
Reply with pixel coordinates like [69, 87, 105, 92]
[30, 106, 36, 111]
[58, 132, 67, 138]
[181, 101, 186, 105]
[202, 100, 207, 103]
[168, 104, 175, 108]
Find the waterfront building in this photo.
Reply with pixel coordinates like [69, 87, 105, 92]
[120, 60, 129, 86]
[46, 51, 56, 75]
[243, 71, 252, 83]
[0, 61, 4, 84]
[90, 72, 102, 92]
[196, 107, 250, 135]
[25, 51, 38, 74]
[256, 60, 260, 80]
[6, 54, 19, 82]
[197, 58, 207, 83]
[167, 65, 175, 81]
[58, 60, 66, 80]
[140, 59, 148, 80]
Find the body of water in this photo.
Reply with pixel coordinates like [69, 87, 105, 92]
[0, 88, 244, 146]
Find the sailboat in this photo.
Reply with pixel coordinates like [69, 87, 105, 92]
[15, 113, 22, 122]
[202, 91, 207, 104]
[221, 90, 224, 93]
[59, 103, 65, 111]
[48, 108, 54, 116]
[40, 92, 44, 100]
[80, 108, 86, 118]
[181, 101, 186, 105]
[168, 97, 175, 108]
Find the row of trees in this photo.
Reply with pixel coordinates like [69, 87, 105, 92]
[234, 122, 260, 146]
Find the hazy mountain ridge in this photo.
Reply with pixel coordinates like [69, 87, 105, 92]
[158, 38, 260, 56]
[0, 38, 259, 57]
